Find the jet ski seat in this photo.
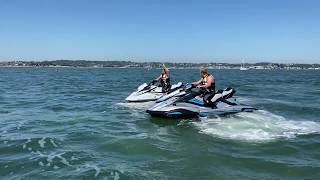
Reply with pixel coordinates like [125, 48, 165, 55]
[203, 87, 236, 107]
[221, 87, 236, 99]
[167, 82, 183, 93]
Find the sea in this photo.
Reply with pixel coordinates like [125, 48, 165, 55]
[0, 67, 320, 179]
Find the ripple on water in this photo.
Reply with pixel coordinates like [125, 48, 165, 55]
[116, 101, 155, 110]
[1, 68, 320, 179]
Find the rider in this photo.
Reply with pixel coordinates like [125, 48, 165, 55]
[154, 64, 171, 92]
[191, 67, 215, 99]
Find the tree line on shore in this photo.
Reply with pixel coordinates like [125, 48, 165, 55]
[0, 60, 319, 69]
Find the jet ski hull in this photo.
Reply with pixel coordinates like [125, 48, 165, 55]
[147, 109, 199, 118]
[147, 98, 257, 118]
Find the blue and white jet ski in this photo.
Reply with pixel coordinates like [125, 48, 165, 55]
[146, 85, 257, 118]
[125, 81, 183, 102]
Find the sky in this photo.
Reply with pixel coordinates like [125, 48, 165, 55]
[0, 0, 320, 63]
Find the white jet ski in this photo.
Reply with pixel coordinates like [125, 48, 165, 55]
[125, 81, 183, 102]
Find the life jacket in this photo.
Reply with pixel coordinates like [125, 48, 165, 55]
[160, 72, 170, 92]
[201, 74, 215, 92]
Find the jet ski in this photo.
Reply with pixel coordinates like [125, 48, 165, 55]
[125, 81, 183, 102]
[146, 85, 257, 118]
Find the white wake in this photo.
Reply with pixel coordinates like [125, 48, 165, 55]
[192, 110, 320, 142]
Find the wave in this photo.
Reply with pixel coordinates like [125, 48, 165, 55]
[116, 101, 154, 110]
[192, 110, 320, 142]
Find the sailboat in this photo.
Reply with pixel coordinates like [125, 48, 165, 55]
[240, 60, 248, 70]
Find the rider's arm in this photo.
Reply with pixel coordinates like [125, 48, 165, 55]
[164, 68, 170, 77]
[192, 79, 202, 86]
[162, 64, 170, 77]
[155, 75, 161, 81]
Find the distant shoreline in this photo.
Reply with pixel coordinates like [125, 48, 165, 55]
[0, 60, 319, 70]
[1, 66, 319, 71]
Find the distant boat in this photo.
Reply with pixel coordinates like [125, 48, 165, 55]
[240, 60, 248, 70]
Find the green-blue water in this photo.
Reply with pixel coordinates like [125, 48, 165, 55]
[1, 67, 320, 179]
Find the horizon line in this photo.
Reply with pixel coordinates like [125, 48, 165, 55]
[0, 59, 319, 65]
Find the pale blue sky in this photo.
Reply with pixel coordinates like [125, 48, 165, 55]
[0, 0, 319, 63]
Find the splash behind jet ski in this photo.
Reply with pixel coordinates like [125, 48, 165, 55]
[125, 81, 183, 102]
[146, 86, 257, 118]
